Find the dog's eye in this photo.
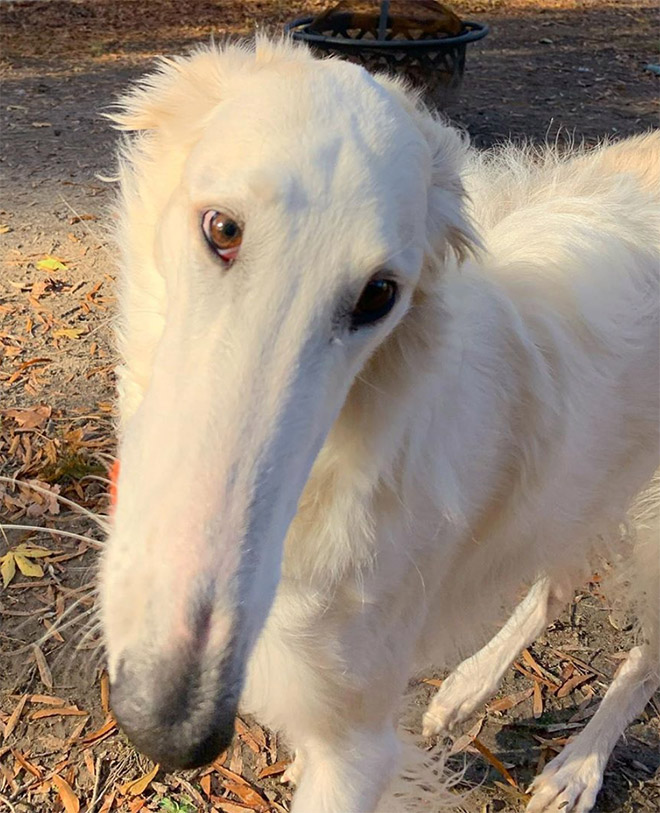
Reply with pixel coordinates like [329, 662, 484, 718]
[351, 279, 398, 329]
[202, 210, 243, 263]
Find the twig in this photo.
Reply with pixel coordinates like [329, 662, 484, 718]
[86, 755, 103, 813]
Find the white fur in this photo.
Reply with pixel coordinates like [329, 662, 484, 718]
[100, 38, 660, 813]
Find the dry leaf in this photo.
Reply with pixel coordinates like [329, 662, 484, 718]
[2, 405, 51, 429]
[100, 672, 110, 714]
[31, 706, 86, 720]
[32, 644, 53, 688]
[223, 780, 270, 812]
[98, 790, 116, 813]
[557, 672, 594, 699]
[15, 554, 44, 578]
[80, 716, 117, 746]
[4, 695, 28, 741]
[52, 774, 80, 813]
[450, 716, 484, 755]
[472, 737, 520, 790]
[52, 327, 87, 340]
[118, 763, 159, 796]
[257, 759, 289, 779]
[533, 681, 543, 718]
[487, 687, 534, 714]
[1, 555, 16, 588]
[12, 748, 42, 779]
[36, 256, 67, 272]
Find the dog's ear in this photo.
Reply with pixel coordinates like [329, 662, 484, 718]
[422, 120, 481, 262]
[107, 47, 250, 139]
[374, 75, 480, 263]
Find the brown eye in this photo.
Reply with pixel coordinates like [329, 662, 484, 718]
[202, 210, 243, 262]
[351, 279, 398, 329]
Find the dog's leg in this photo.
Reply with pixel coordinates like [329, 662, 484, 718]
[526, 644, 659, 813]
[423, 577, 568, 735]
[289, 723, 400, 813]
[281, 749, 305, 786]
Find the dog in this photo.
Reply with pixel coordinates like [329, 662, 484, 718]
[100, 38, 659, 813]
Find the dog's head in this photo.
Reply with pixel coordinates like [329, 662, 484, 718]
[101, 38, 477, 768]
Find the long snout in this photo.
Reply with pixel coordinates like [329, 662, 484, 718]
[102, 303, 344, 766]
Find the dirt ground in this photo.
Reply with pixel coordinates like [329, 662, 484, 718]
[1, 1, 659, 811]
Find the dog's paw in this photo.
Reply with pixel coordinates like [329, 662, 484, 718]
[422, 674, 494, 736]
[281, 752, 304, 787]
[525, 750, 603, 813]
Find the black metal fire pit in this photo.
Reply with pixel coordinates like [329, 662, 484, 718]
[284, 1, 488, 106]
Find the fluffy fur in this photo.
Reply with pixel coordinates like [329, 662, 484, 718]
[100, 38, 659, 813]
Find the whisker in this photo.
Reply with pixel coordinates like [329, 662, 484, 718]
[0, 475, 109, 529]
[81, 474, 112, 486]
[0, 524, 104, 549]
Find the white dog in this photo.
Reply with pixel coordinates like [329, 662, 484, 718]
[100, 38, 659, 813]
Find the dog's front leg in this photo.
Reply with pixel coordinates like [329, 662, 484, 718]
[290, 723, 400, 813]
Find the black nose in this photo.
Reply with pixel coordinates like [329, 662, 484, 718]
[110, 652, 239, 769]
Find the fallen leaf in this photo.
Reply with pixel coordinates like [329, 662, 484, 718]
[487, 687, 534, 713]
[3, 695, 28, 741]
[223, 780, 270, 812]
[52, 774, 80, 813]
[80, 716, 117, 746]
[52, 327, 87, 340]
[14, 544, 55, 559]
[118, 763, 159, 796]
[25, 694, 67, 705]
[472, 737, 520, 790]
[36, 256, 67, 272]
[69, 214, 97, 224]
[31, 706, 86, 720]
[100, 672, 110, 714]
[12, 748, 42, 779]
[257, 759, 289, 779]
[15, 554, 44, 578]
[98, 790, 116, 813]
[1, 555, 16, 588]
[2, 405, 52, 429]
[31, 645, 53, 689]
[556, 672, 594, 699]
[533, 681, 543, 718]
[450, 716, 484, 755]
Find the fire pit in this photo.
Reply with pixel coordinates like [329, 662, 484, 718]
[284, 1, 488, 107]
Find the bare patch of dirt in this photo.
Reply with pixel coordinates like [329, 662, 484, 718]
[1, 1, 658, 811]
